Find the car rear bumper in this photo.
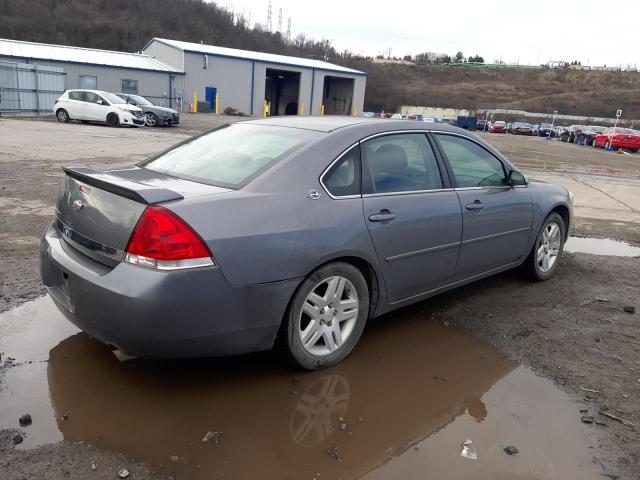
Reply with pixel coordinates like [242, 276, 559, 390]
[40, 223, 299, 358]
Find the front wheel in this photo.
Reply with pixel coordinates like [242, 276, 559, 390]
[106, 113, 120, 128]
[524, 213, 566, 281]
[284, 262, 369, 370]
[144, 112, 158, 127]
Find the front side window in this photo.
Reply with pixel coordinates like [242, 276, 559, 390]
[78, 75, 97, 89]
[362, 133, 443, 194]
[121, 79, 138, 95]
[323, 146, 361, 197]
[141, 124, 321, 188]
[435, 134, 507, 188]
[84, 92, 105, 105]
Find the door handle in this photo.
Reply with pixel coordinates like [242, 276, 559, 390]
[466, 200, 485, 210]
[368, 210, 396, 222]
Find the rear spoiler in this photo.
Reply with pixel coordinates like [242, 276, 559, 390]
[63, 165, 184, 204]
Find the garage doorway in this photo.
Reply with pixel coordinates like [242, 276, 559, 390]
[322, 77, 354, 115]
[265, 69, 300, 116]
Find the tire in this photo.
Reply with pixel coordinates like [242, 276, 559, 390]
[56, 109, 70, 123]
[106, 113, 120, 128]
[144, 112, 158, 127]
[524, 212, 566, 281]
[284, 262, 369, 370]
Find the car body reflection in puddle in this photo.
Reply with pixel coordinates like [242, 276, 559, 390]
[1, 297, 601, 479]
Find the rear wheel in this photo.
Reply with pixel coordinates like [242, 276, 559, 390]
[284, 262, 369, 370]
[56, 109, 70, 123]
[524, 213, 565, 281]
[107, 113, 120, 128]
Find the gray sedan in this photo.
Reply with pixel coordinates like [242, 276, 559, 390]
[40, 117, 571, 369]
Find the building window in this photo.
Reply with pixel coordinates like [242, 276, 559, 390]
[78, 75, 97, 89]
[121, 79, 138, 94]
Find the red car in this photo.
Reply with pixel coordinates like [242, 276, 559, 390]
[489, 120, 507, 133]
[512, 122, 533, 135]
[593, 128, 640, 152]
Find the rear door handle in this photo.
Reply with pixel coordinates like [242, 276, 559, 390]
[466, 200, 485, 210]
[368, 210, 396, 222]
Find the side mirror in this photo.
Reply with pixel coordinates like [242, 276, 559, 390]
[97, 99, 103, 105]
[507, 169, 527, 186]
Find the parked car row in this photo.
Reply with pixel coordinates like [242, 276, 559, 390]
[54, 89, 180, 128]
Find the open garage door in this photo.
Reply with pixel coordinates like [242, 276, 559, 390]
[322, 76, 354, 115]
[265, 69, 300, 116]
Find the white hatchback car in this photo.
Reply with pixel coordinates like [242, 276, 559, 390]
[54, 90, 145, 127]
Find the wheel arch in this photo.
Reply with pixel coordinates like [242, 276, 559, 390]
[550, 203, 571, 241]
[289, 254, 384, 321]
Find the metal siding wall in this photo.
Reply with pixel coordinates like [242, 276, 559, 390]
[184, 53, 252, 113]
[352, 76, 366, 115]
[143, 41, 184, 71]
[0, 58, 183, 108]
[0, 59, 65, 114]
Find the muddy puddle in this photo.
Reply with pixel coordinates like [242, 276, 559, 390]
[1, 296, 603, 479]
[564, 236, 640, 256]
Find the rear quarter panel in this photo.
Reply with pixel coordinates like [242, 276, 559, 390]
[166, 131, 383, 287]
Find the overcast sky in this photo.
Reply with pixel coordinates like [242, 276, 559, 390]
[220, 0, 638, 67]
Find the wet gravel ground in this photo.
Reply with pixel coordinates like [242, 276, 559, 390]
[0, 118, 639, 479]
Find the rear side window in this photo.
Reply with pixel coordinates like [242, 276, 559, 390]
[362, 133, 443, 194]
[322, 146, 361, 197]
[68, 91, 83, 101]
[141, 124, 321, 188]
[435, 134, 507, 187]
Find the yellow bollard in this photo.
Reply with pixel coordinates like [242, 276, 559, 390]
[321, 104, 325, 116]
[299, 102, 304, 116]
[215, 94, 220, 114]
[193, 91, 198, 113]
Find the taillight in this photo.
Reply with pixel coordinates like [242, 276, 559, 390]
[124, 205, 214, 270]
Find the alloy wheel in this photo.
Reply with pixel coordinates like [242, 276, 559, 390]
[145, 113, 157, 127]
[536, 222, 561, 273]
[56, 110, 68, 122]
[298, 276, 359, 356]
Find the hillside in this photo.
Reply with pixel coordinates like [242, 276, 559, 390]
[344, 60, 640, 118]
[2, 0, 640, 118]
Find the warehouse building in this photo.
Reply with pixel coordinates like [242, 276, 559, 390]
[0, 36, 366, 116]
[0, 38, 184, 113]
[142, 38, 366, 116]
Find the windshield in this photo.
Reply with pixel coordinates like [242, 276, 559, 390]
[101, 92, 126, 104]
[141, 124, 321, 188]
[540, 123, 552, 128]
[515, 122, 530, 127]
[129, 95, 153, 106]
[494, 121, 505, 126]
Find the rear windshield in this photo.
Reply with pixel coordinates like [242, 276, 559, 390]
[141, 123, 321, 188]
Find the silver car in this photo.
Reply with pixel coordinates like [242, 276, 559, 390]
[41, 117, 572, 369]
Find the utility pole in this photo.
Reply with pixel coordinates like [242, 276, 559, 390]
[278, 8, 282, 32]
[287, 17, 291, 39]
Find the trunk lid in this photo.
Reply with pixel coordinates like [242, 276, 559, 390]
[55, 165, 231, 267]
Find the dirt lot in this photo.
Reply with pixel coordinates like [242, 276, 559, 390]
[1, 118, 639, 479]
